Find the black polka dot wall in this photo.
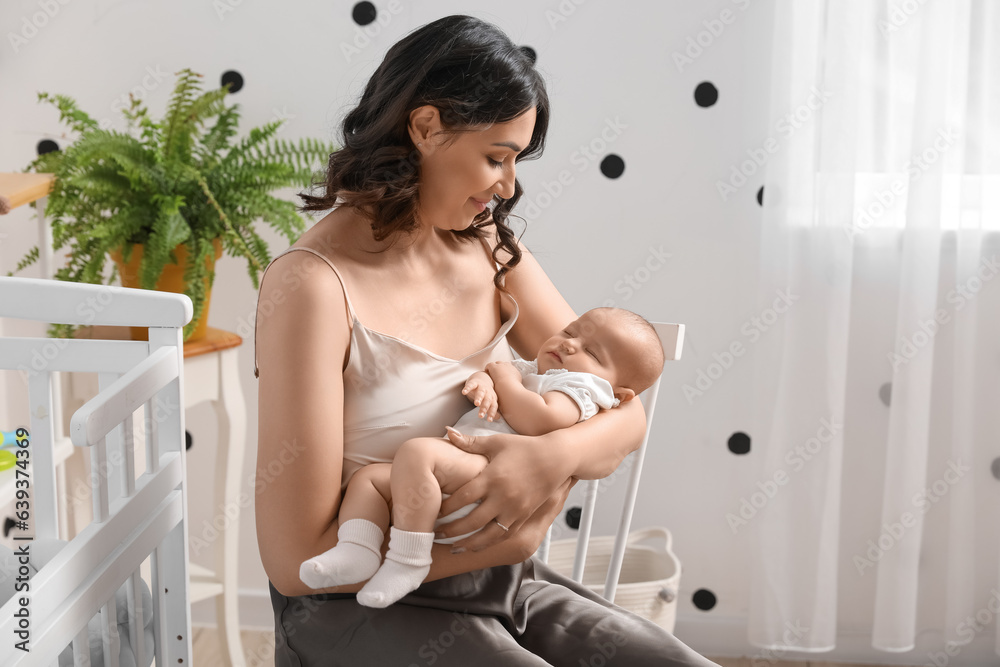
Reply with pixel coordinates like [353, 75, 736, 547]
[756, 185, 764, 206]
[600, 154, 625, 179]
[37, 139, 59, 155]
[728, 432, 751, 455]
[692, 588, 717, 610]
[565, 506, 582, 529]
[991, 457, 1000, 481]
[694, 81, 718, 107]
[353, 1, 377, 26]
[221, 70, 244, 94]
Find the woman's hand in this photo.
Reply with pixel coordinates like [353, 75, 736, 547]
[510, 474, 577, 558]
[462, 372, 499, 421]
[436, 427, 577, 552]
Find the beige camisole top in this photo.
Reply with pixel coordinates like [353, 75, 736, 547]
[254, 237, 519, 490]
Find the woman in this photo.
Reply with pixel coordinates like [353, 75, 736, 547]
[254, 14, 719, 666]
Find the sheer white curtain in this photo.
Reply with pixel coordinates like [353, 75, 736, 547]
[749, 0, 999, 653]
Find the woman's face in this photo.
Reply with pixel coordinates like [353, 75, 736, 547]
[410, 105, 537, 232]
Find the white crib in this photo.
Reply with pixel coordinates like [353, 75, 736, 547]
[0, 276, 194, 666]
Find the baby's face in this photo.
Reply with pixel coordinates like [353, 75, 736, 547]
[536, 311, 632, 386]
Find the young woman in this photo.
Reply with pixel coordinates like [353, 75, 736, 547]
[254, 14, 720, 666]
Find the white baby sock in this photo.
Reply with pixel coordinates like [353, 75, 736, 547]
[356, 526, 434, 608]
[299, 518, 384, 589]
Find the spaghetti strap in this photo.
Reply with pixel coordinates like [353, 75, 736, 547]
[253, 246, 358, 379]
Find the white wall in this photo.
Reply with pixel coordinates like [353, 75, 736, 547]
[2, 1, 998, 664]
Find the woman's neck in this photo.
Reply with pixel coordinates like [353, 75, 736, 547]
[340, 205, 461, 270]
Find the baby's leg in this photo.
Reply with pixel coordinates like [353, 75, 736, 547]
[357, 437, 488, 608]
[339, 462, 392, 530]
[299, 463, 391, 589]
[391, 437, 490, 532]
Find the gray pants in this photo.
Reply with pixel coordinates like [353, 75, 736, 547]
[269, 556, 721, 666]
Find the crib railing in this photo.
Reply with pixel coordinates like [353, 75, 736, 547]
[0, 276, 193, 666]
[536, 321, 685, 603]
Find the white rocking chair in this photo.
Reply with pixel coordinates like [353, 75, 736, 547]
[537, 322, 685, 603]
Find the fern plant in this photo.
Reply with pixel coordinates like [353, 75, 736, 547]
[10, 68, 336, 340]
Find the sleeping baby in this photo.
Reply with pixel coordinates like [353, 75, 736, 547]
[300, 306, 666, 607]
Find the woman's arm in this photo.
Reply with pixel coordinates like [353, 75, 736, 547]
[255, 251, 355, 597]
[545, 393, 646, 479]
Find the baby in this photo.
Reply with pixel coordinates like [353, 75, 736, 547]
[299, 306, 666, 607]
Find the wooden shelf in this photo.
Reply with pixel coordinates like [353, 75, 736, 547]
[0, 173, 55, 209]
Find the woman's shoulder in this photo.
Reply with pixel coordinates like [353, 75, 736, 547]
[288, 209, 355, 264]
[264, 211, 358, 288]
[256, 245, 353, 376]
[258, 214, 354, 332]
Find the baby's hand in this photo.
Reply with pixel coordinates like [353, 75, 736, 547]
[485, 360, 522, 385]
[463, 375, 500, 421]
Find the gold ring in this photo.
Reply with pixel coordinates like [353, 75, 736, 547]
[494, 519, 510, 532]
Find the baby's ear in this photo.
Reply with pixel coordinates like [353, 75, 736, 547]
[613, 387, 635, 404]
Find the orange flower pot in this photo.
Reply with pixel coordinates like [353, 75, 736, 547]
[109, 237, 223, 342]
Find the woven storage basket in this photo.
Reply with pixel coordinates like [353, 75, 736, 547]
[546, 527, 681, 633]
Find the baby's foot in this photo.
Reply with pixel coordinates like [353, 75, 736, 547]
[298, 518, 385, 589]
[356, 526, 434, 608]
[299, 543, 381, 589]
[357, 558, 430, 608]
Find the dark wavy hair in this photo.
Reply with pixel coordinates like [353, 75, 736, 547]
[297, 14, 549, 290]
